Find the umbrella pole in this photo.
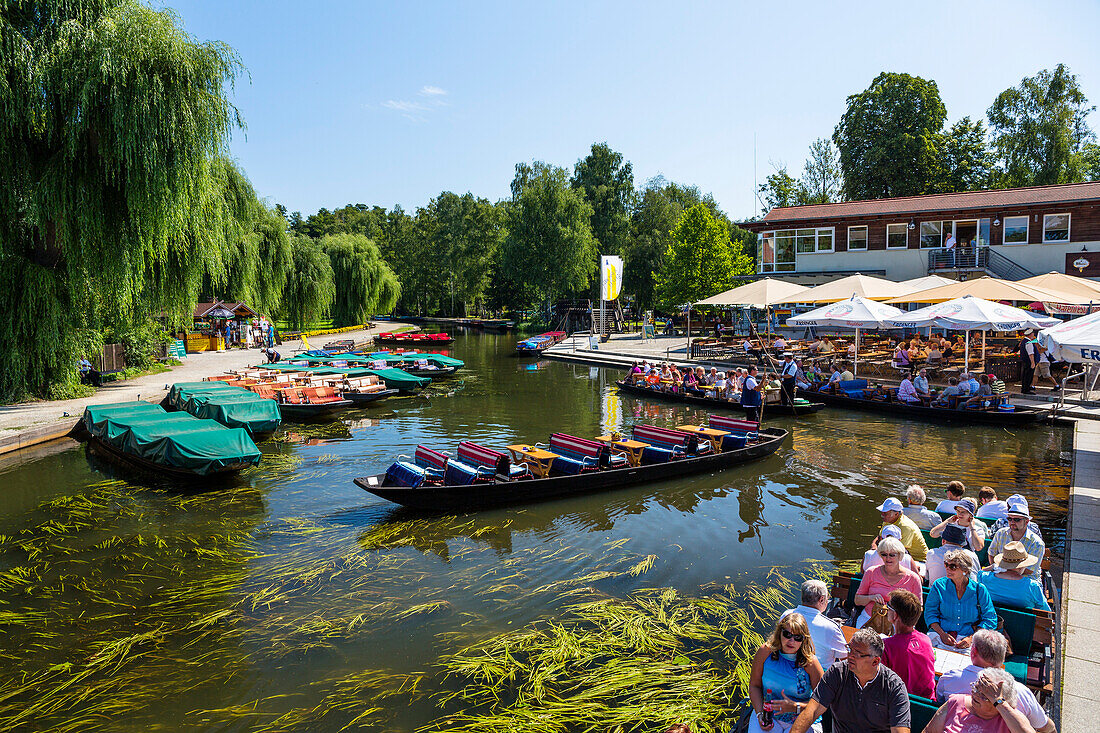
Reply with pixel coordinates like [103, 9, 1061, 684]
[687, 304, 691, 360]
[982, 331, 987, 373]
[855, 327, 860, 377]
[964, 330, 969, 373]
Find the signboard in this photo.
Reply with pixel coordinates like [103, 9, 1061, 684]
[1065, 252, 1100, 277]
[1043, 302, 1100, 316]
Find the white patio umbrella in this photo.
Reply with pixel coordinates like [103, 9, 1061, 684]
[1038, 310, 1100, 363]
[888, 295, 1060, 372]
[786, 295, 906, 376]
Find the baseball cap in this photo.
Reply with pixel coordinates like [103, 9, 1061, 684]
[956, 498, 977, 515]
[941, 524, 968, 546]
[1006, 501, 1031, 518]
[876, 498, 903, 513]
[880, 525, 903, 540]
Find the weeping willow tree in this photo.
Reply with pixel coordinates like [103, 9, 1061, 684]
[281, 235, 335, 330]
[320, 233, 400, 327]
[0, 0, 245, 400]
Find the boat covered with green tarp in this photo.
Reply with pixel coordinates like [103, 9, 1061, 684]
[264, 363, 431, 392]
[167, 382, 281, 436]
[81, 401, 261, 478]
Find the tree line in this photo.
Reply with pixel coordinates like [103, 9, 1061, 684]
[759, 66, 1099, 211]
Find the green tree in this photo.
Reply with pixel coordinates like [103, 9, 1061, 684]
[833, 72, 947, 200]
[421, 192, 503, 315]
[1082, 142, 1100, 181]
[571, 142, 635, 256]
[937, 117, 993, 193]
[757, 167, 805, 212]
[800, 138, 844, 204]
[321, 233, 400, 327]
[280, 236, 335, 330]
[502, 162, 597, 308]
[0, 0, 244, 399]
[656, 204, 752, 307]
[987, 64, 1097, 187]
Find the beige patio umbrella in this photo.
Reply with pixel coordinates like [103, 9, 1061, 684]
[783, 273, 908, 304]
[695, 278, 810, 307]
[895, 274, 957, 294]
[1017, 271, 1100, 299]
[884, 276, 1095, 305]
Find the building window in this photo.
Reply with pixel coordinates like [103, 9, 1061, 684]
[1003, 216, 1028, 244]
[977, 218, 991, 246]
[919, 221, 942, 248]
[816, 228, 833, 252]
[886, 223, 908, 249]
[1043, 213, 1071, 243]
[848, 226, 867, 250]
[758, 231, 796, 273]
[795, 228, 816, 254]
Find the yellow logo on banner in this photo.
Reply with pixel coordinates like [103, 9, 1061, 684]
[601, 255, 623, 301]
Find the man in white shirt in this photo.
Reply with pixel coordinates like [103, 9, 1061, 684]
[935, 480, 965, 513]
[903, 485, 941, 530]
[913, 368, 931, 401]
[944, 230, 957, 266]
[780, 352, 798, 405]
[781, 579, 847, 669]
[936, 629, 1056, 732]
[975, 486, 1009, 521]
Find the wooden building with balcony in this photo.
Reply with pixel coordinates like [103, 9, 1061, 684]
[740, 181, 1100, 284]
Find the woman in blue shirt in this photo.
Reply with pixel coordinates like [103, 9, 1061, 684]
[978, 541, 1050, 611]
[925, 548, 997, 651]
[748, 613, 823, 732]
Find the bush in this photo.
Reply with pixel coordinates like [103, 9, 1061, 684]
[46, 381, 96, 401]
[104, 321, 172, 371]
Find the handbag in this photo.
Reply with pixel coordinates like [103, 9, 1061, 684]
[862, 602, 893, 634]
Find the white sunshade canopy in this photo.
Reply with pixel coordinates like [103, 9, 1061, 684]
[888, 295, 1060, 331]
[1039, 310, 1100, 363]
[694, 278, 810, 307]
[788, 274, 909, 304]
[786, 295, 905, 328]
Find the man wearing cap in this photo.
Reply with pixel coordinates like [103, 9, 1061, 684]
[1018, 333, 1037, 394]
[988, 501, 1045, 564]
[930, 498, 987, 552]
[978, 541, 1049, 611]
[878, 497, 928, 561]
[990, 495, 1044, 540]
[780, 352, 798, 406]
[924, 524, 980, 584]
[935, 629, 1057, 733]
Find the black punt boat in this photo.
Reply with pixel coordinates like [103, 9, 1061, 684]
[615, 380, 826, 417]
[802, 387, 1050, 425]
[343, 388, 400, 405]
[278, 400, 355, 420]
[353, 427, 788, 511]
[400, 365, 458, 378]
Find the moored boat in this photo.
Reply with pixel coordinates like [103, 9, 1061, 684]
[615, 379, 825, 417]
[166, 381, 281, 438]
[516, 331, 567, 356]
[802, 379, 1049, 425]
[375, 331, 454, 346]
[354, 420, 788, 510]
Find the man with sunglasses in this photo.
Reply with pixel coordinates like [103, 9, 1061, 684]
[986, 501, 1045, 566]
[789, 628, 911, 733]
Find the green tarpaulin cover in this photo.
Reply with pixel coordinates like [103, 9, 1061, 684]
[264, 363, 430, 391]
[168, 383, 281, 435]
[82, 402, 261, 475]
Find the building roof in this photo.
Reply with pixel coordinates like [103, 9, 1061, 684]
[750, 181, 1100, 226]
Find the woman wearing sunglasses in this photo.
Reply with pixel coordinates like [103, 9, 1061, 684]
[923, 667, 1036, 733]
[852, 536, 922, 627]
[748, 613, 824, 732]
[925, 549, 997, 651]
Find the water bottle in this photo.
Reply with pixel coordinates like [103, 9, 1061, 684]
[761, 688, 774, 726]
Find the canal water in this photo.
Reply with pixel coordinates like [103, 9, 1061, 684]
[0, 331, 1071, 731]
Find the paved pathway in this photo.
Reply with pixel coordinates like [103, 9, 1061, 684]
[0, 322, 413, 452]
[1063, 420, 1100, 729]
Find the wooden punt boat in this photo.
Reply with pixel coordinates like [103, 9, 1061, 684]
[375, 332, 454, 346]
[354, 427, 788, 511]
[615, 380, 826, 417]
[344, 388, 400, 404]
[516, 331, 567, 356]
[802, 386, 1050, 425]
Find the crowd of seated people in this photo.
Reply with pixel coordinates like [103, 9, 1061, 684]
[732, 480, 1057, 733]
[626, 359, 787, 406]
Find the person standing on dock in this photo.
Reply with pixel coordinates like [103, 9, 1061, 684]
[741, 366, 763, 422]
[781, 353, 798, 406]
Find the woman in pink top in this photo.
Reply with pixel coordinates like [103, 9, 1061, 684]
[923, 667, 1036, 733]
[853, 536, 922, 627]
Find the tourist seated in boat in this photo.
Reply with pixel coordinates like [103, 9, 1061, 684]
[826, 364, 843, 387]
[935, 480, 966, 513]
[712, 371, 727, 396]
[706, 366, 719, 386]
[977, 541, 1049, 612]
[747, 612, 823, 733]
[629, 361, 643, 376]
[878, 497, 929, 561]
[903, 484, 942, 530]
[794, 359, 811, 391]
[881, 589, 936, 701]
[924, 667, 1035, 733]
[681, 368, 700, 395]
[913, 368, 932, 401]
[932, 377, 963, 407]
[839, 366, 855, 381]
[644, 368, 661, 386]
[989, 373, 1007, 396]
[781, 580, 847, 670]
[987, 500, 1045, 565]
[863, 525, 920, 574]
[853, 535, 923, 626]
[931, 498, 987, 551]
[925, 524, 980, 584]
[924, 549, 997, 650]
[896, 374, 922, 404]
[960, 374, 994, 409]
[935, 630, 1056, 733]
[975, 486, 1009, 521]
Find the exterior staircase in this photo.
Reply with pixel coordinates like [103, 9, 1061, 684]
[590, 299, 625, 337]
[928, 246, 1035, 280]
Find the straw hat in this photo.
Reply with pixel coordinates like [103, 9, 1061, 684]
[993, 541, 1040, 571]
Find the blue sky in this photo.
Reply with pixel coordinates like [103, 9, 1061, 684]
[169, 0, 1100, 221]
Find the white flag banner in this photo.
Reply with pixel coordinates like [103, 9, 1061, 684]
[600, 255, 623, 301]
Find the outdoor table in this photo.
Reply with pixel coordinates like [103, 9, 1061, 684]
[507, 444, 558, 478]
[676, 425, 728, 441]
[594, 436, 650, 466]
